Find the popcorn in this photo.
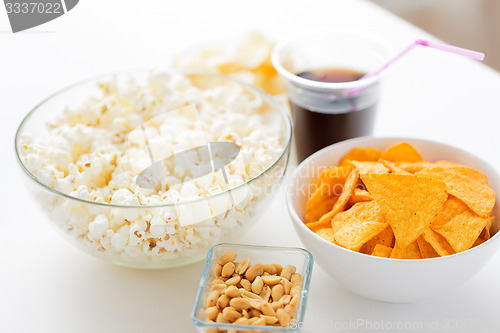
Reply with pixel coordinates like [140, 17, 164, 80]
[18, 72, 285, 267]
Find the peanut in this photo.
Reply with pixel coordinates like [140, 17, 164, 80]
[235, 258, 251, 275]
[285, 304, 297, 317]
[217, 252, 237, 266]
[222, 307, 242, 322]
[212, 278, 225, 285]
[260, 302, 276, 317]
[290, 294, 299, 307]
[229, 297, 250, 311]
[205, 306, 219, 321]
[281, 278, 292, 294]
[261, 315, 279, 325]
[271, 301, 282, 312]
[249, 309, 262, 318]
[216, 312, 230, 323]
[280, 265, 296, 281]
[271, 284, 285, 302]
[207, 291, 220, 307]
[217, 294, 230, 309]
[240, 279, 251, 291]
[262, 264, 277, 275]
[278, 294, 291, 306]
[234, 317, 249, 325]
[251, 276, 264, 294]
[291, 273, 302, 286]
[214, 264, 223, 277]
[273, 264, 283, 275]
[252, 317, 266, 326]
[245, 264, 264, 282]
[260, 285, 271, 302]
[225, 285, 240, 298]
[222, 262, 235, 278]
[247, 317, 259, 325]
[242, 309, 249, 319]
[261, 275, 281, 285]
[277, 308, 291, 327]
[290, 285, 300, 297]
[241, 290, 262, 300]
[225, 275, 241, 286]
[211, 284, 227, 294]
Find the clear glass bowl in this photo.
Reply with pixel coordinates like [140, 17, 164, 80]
[191, 243, 313, 333]
[14, 70, 291, 269]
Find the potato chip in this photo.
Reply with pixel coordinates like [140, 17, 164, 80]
[361, 173, 447, 248]
[422, 229, 455, 256]
[379, 159, 411, 175]
[339, 147, 381, 166]
[416, 236, 439, 258]
[359, 225, 394, 254]
[431, 196, 488, 252]
[313, 168, 359, 227]
[390, 241, 422, 259]
[314, 227, 334, 243]
[348, 188, 373, 206]
[333, 201, 388, 251]
[352, 161, 388, 175]
[371, 244, 393, 258]
[379, 142, 424, 163]
[418, 166, 495, 218]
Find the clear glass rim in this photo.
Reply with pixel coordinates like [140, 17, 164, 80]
[14, 68, 292, 209]
[271, 28, 392, 90]
[191, 243, 314, 331]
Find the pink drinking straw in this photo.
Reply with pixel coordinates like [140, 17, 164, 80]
[349, 39, 485, 95]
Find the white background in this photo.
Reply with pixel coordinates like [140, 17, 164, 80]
[1, 0, 500, 332]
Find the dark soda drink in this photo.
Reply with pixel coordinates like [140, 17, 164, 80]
[291, 67, 378, 162]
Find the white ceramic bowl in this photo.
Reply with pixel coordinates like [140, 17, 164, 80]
[286, 137, 500, 303]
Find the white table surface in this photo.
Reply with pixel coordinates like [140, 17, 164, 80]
[2, 0, 500, 332]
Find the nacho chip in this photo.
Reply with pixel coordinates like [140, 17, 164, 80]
[390, 241, 422, 259]
[348, 188, 373, 206]
[418, 166, 495, 218]
[359, 225, 394, 254]
[395, 161, 436, 174]
[352, 161, 388, 175]
[339, 147, 381, 166]
[314, 227, 334, 243]
[314, 168, 359, 227]
[317, 165, 351, 187]
[371, 244, 393, 258]
[333, 201, 388, 251]
[361, 173, 447, 248]
[422, 229, 455, 256]
[472, 237, 486, 247]
[432, 196, 488, 252]
[379, 159, 411, 175]
[480, 216, 493, 240]
[379, 142, 423, 163]
[416, 236, 439, 258]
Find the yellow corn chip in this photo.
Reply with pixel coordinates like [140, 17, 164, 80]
[371, 244, 393, 258]
[432, 196, 488, 252]
[379, 142, 423, 163]
[361, 173, 447, 248]
[416, 236, 439, 258]
[423, 229, 455, 256]
[339, 147, 381, 167]
[333, 201, 388, 251]
[348, 188, 373, 206]
[317, 165, 351, 187]
[472, 237, 486, 247]
[418, 166, 495, 218]
[314, 227, 334, 243]
[352, 161, 388, 175]
[359, 225, 394, 254]
[390, 241, 422, 259]
[480, 216, 494, 240]
[395, 161, 436, 174]
[379, 159, 411, 175]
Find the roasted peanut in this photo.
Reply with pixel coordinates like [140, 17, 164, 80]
[290, 294, 299, 307]
[249, 308, 262, 318]
[252, 317, 266, 326]
[234, 317, 249, 325]
[260, 285, 271, 302]
[278, 294, 291, 306]
[273, 264, 283, 275]
[271, 301, 282, 312]
[262, 264, 277, 275]
[217, 294, 230, 309]
[240, 279, 251, 291]
[205, 327, 218, 333]
[291, 273, 302, 286]
[222, 307, 242, 322]
[247, 317, 259, 325]
[217, 252, 237, 266]
[225, 275, 241, 286]
[205, 306, 219, 321]
[242, 309, 250, 319]
[271, 284, 285, 302]
[222, 262, 235, 278]
[225, 285, 240, 298]
[214, 264, 223, 277]
[235, 258, 251, 275]
[261, 315, 279, 325]
[290, 285, 300, 297]
[261, 275, 281, 285]
[281, 278, 292, 294]
[241, 290, 262, 300]
[277, 308, 291, 327]
[280, 265, 296, 281]
[207, 291, 220, 307]
[229, 297, 251, 311]
[212, 278, 225, 285]
[211, 284, 227, 294]
[285, 304, 297, 317]
[251, 276, 264, 295]
[216, 312, 230, 323]
[260, 302, 276, 317]
[245, 264, 264, 282]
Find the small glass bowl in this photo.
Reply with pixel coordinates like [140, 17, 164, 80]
[191, 243, 314, 333]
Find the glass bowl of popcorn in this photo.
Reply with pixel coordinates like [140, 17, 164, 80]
[15, 70, 291, 269]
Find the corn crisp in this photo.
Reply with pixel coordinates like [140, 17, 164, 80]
[361, 173, 447, 248]
[416, 236, 439, 258]
[423, 229, 455, 256]
[390, 241, 422, 259]
[379, 142, 423, 163]
[348, 188, 373, 206]
[359, 225, 394, 254]
[314, 227, 334, 243]
[339, 147, 381, 166]
[371, 244, 393, 258]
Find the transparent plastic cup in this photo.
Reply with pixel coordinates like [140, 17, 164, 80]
[272, 30, 391, 162]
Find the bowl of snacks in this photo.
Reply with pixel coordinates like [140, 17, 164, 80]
[15, 70, 291, 269]
[191, 243, 313, 332]
[287, 137, 499, 303]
